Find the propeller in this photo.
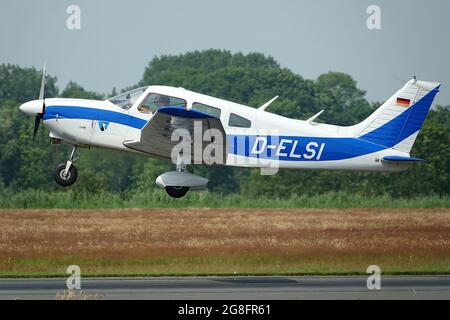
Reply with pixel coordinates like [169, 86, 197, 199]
[33, 63, 46, 141]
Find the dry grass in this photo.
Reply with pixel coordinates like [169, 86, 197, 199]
[0, 208, 449, 276]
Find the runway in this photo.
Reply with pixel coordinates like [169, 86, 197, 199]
[0, 276, 449, 300]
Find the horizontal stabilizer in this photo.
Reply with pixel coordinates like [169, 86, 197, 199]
[382, 156, 424, 163]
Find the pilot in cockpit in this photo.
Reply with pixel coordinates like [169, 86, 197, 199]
[155, 95, 170, 107]
[137, 94, 171, 114]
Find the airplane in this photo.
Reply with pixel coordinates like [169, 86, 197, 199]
[19, 66, 441, 198]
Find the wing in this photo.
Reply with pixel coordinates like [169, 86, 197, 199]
[124, 106, 228, 164]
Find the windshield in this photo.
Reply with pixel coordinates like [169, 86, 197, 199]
[108, 87, 148, 110]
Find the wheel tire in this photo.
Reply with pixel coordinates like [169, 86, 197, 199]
[54, 163, 78, 187]
[165, 186, 189, 198]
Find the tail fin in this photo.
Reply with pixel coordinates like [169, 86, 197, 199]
[356, 79, 440, 153]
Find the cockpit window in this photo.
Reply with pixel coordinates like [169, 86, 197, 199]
[229, 113, 251, 128]
[138, 93, 186, 114]
[108, 87, 148, 110]
[192, 102, 221, 118]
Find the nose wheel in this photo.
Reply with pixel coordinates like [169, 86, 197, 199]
[54, 146, 79, 187]
[54, 163, 78, 186]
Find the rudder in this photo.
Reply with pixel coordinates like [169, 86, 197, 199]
[357, 79, 440, 153]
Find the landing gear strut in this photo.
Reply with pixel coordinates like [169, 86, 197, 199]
[54, 146, 79, 187]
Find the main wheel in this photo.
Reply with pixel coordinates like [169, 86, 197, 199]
[165, 186, 189, 198]
[54, 163, 78, 187]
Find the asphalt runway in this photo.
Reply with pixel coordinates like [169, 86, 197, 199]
[0, 276, 449, 300]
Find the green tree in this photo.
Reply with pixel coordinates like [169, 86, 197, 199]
[61, 81, 104, 100]
[1, 53, 449, 199]
[0, 64, 58, 103]
[315, 72, 373, 125]
[0, 99, 68, 189]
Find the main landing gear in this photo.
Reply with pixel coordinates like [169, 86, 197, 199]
[54, 146, 79, 187]
[156, 163, 209, 199]
[164, 163, 191, 198]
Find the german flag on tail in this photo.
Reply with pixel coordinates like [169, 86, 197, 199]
[396, 97, 410, 107]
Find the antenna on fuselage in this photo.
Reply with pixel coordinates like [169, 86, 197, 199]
[306, 109, 324, 124]
[258, 96, 279, 111]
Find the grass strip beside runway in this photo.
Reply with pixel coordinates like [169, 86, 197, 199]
[0, 208, 449, 277]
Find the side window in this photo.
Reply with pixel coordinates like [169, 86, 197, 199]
[138, 93, 186, 114]
[229, 113, 251, 128]
[192, 102, 221, 118]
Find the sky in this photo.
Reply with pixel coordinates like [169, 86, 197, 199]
[1, 0, 449, 105]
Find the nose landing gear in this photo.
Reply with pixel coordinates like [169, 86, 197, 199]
[54, 146, 79, 187]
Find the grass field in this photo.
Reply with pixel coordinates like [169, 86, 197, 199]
[0, 190, 449, 209]
[0, 208, 449, 277]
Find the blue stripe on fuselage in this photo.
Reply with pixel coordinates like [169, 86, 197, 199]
[43, 105, 387, 161]
[228, 135, 385, 161]
[43, 105, 147, 129]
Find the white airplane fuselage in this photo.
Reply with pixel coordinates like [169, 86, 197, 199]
[20, 80, 441, 175]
